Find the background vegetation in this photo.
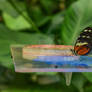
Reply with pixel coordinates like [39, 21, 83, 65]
[0, 0, 92, 92]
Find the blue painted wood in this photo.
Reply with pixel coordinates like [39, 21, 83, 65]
[33, 56, 92, 67]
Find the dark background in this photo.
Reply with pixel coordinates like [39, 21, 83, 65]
[0, 0, 92, 92]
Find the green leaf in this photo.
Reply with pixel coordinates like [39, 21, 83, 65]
[0, 55, 13, 69]
[2, 89, 31, 92]
[0, 0, 26, 17]
[40, 0, 58, 14]
[0, 0, 18, 17]
[72, 73, 87, 92]
[0, 40, 15, 56]
[61, 0, 92, 45]
[48, 12, 64, 34]
[0, 24, 54, 68]
[3, 12, 31, 31]
[83, 72, 92, 82]
[85, 85, 92, 92]
[28, 5, 50, 27]
[11, 0, 26, 12]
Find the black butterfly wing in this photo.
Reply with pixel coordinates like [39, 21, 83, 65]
[74, 27, 92, 55]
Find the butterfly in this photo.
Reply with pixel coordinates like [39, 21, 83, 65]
[74, 27, 92, 55]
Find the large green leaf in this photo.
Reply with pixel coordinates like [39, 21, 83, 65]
[3, 12, 31, 31]
[0, 0, 32, 31]
[61, 0, 92, 45]
[0, 24, 54, 68]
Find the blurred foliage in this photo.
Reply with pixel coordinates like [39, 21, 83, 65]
[0, 0, 92, 92]
[61, 0, 92, 45]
